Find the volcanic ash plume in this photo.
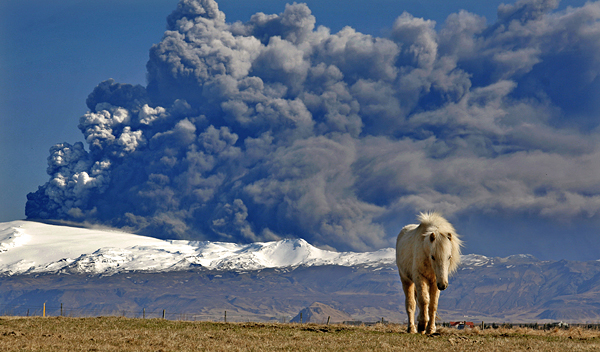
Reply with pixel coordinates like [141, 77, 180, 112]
[27, 0, 600, 251]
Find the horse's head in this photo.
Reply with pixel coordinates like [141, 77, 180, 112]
[417, 212, 462, 291]
[425, 231, 460, 291]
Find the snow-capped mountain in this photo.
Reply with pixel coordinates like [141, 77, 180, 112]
[0, 221, 395, 276]
[0, 220, 548, 277]
[2, 221, 600, 322]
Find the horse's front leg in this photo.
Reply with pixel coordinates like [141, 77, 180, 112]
[401, 278, 417, 333]
[415, 278, 430, 334]
[426, 284, 440, 334]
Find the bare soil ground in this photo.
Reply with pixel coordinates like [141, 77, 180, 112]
[0, 316, 598, 351]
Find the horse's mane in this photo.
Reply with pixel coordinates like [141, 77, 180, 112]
[418, 212, 463, 275]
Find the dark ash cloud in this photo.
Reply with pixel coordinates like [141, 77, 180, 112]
[27, 0, 600, 253]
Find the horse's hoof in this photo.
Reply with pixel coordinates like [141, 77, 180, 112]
[407, 325, 417, 333]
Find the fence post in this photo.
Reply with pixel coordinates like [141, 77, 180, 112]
[300, 312, 303, 324]
[224, 311, 227, 323]
[162, 309, 166, 319]
[143, 308, 145, 319]
[61, 303, 63, 317]
[327, 316, 330, 325]
[43, 303, 46, 317]
[26, 309, 29, 317]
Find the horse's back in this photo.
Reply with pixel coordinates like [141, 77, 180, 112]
[396, 223, 418, 248]
[396, 223, 419, 281]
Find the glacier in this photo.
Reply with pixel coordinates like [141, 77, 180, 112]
[0, 220, 396, 276]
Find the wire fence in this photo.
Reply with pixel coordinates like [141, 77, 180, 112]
[0, 303, 300, 323]
[1, 303, 600, 330]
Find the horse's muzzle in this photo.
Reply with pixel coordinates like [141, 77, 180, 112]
[437, 282, 448, 291]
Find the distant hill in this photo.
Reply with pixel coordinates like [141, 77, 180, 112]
[290, 302, 353, 323]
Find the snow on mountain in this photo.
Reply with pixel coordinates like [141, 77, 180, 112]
[460, 254, 492, 267]
[0, 221, 395, 276]
[0, 220, 535, 276]
[459, 253, 541, 269]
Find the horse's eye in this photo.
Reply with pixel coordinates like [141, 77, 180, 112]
[449, 255, 452, 260]
[431, 255, 435, 260]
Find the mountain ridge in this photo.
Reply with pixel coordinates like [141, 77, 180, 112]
[0, 220, 395, 276]
[1, 220, 600, 323]
[1, 220, 580, 277]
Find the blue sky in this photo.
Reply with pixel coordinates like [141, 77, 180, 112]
[1, 0, 598, 260]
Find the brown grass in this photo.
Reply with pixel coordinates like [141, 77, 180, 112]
[0, 316, 598, 351]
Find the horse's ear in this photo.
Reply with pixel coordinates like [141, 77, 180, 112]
[429, 233, 436, 242]
[447, 233, 452, 241]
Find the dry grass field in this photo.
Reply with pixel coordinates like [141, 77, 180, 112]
[0, 316, 598, 351]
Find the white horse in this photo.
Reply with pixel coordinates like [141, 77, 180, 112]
[396, 212, 462, 334]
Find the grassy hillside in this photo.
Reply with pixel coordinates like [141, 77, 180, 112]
[0, 316, 598, 351]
